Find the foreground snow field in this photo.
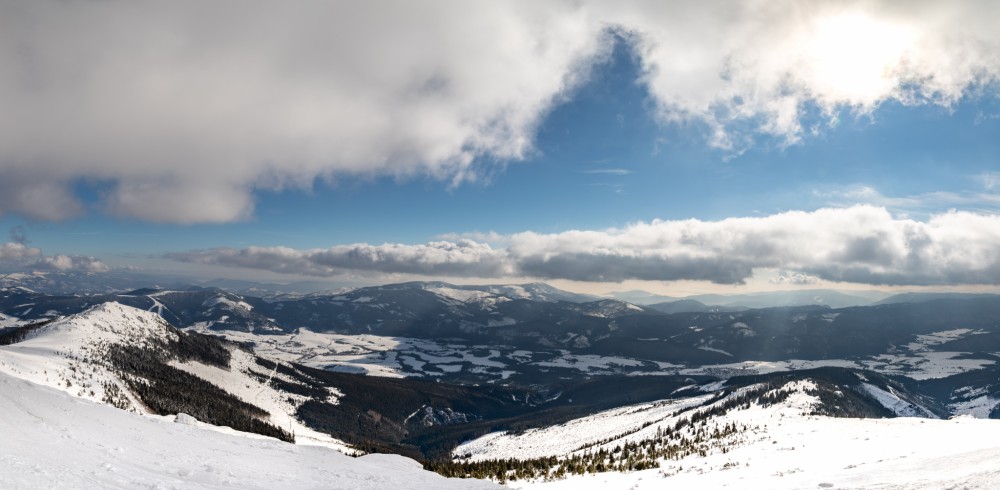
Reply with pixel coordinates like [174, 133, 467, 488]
[0, 372, 499, 490]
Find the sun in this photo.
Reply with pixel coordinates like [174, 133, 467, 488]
[803, 11, 915, 107]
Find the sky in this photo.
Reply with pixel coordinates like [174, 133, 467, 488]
[2, 1, 1000, 296]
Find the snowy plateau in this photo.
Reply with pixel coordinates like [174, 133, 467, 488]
[4, 286, 1000, 488]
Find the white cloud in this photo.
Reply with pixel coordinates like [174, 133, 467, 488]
[32, 255, 110, 273]
[168, 240, 511, 279]
[0, 242, 41, 262]
[167, 206, 1000, 286]
[584, 168, 633, 175]
[0, 241, 107, 273]
[1, 2, 998, 222]
[0, 1, 606, 223]
[770, 270, 822, 286]
[611, 0, 1000, 149]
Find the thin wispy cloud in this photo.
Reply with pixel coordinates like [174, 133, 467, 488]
[584, 168, 634, 175]
[978, 172, 1000, 191]
[815, 185, 1000, 216]
[587, 182, 627, 195]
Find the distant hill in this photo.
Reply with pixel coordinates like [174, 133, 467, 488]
[687, 289, 887, 309]
[604, 290, 678, 305]
[608, 288, 889, 309]
[645, 299, 747, 314]
[873, 292, 1000, 305]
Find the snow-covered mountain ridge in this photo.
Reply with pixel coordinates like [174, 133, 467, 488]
[0, 302, 348, 449]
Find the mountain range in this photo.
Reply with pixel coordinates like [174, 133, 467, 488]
[4, 278, 1000, 487]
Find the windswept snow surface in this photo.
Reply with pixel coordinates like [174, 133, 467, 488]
[0, 372, 499, 490]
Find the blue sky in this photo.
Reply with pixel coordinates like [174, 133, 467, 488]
[2, 2, 1000, 294]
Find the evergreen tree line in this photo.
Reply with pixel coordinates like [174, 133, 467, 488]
[429, 420, 748, 483]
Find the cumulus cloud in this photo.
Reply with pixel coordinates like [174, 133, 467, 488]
[0, 242, 107, 273]
[770, 271, 822, 286]
[168, 240, 511, 278]
[0, 1, 605, 223]
[2, 1, 999, 222]
[605, 1, 1000, 151]
[0, 242, 42, 262]
[31, 255, 110, 273]
[1, 228, 109, 273]
[167, 206, 1000, 286]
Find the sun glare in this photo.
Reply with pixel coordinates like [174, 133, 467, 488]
[804, 12, 915, 106]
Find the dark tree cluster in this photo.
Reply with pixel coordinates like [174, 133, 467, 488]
[100, 380, 132, 411]
[253, 357, 330, 399]
[173, 330, 232, 368]
[0, 319, 54, 346]
[102, 344, 294, 442]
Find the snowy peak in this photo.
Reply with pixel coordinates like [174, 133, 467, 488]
[393, 280, 598, 303]
[201, 292, 254, 311]
[36, 301, 177, 346]
[723, 367, 947, 419]
[577, 299, 647, 318]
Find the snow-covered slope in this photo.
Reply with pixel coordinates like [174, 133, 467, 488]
[0, 371, 499, 490]
[454, 380, 1000, 489]
[0, 302, 346, 449]
[0, 302, 176, 407]
[0, 311, 25, 329]
[517, 412, 1000, 490]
